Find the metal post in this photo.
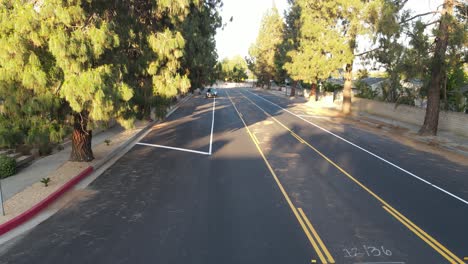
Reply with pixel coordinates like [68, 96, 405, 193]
[0, 180, 5, 216]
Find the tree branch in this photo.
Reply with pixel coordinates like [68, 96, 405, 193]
[400, 11, 439, 24]
[355, 47, 381, 57]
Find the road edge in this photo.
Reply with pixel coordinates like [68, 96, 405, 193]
[0, 93, 193, 239]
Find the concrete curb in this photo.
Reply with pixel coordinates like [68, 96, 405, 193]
[0, 93, 193, 237]
[0, 167, 93, 236]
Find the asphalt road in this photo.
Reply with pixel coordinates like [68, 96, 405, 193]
[1, 87, 467, 264]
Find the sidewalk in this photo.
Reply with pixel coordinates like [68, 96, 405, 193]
[259, 88, 468, 158]
[0, 125, 125, 201]
[0, 120, 152, 224]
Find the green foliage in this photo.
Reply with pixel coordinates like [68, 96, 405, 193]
[248, 7, 284, 86]
[0, 154, 16, 179]
[369, 0, 467, 113]
[40, 177, 51, 187]
[355, 81, 378, 99]
[357, 69, 369, 80]
[322, 82, 343, 93]
[217, 56, 249, 82]
[0, 0, 222, 154]
[39, 143, 53, 156]
[182, 1, 222, 89]
[284, 0, 352, 84]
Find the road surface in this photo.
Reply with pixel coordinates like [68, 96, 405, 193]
[1, 87, 467, 264]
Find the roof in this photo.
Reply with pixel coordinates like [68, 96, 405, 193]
[360, 77, 386, 86]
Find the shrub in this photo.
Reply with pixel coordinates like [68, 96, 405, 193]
[0, 154, 16, 178]
[355, 80, 378, 99]
[39, 143, 53, 156]
[322, 82, 343, 93]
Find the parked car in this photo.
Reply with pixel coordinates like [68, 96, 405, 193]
[206, 88, 218, 98]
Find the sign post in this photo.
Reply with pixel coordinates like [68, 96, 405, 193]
[0, 180, 4, 216]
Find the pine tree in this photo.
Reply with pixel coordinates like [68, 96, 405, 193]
[284, 0, 352, 98]
[419, 0, 456, 135]
[0, 2, 66, 150]
[1, 0, 222, 161]
[182, 0, 223, 90]
[249, 7, 284, 88]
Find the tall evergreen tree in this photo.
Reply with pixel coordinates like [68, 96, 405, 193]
[248, 6, 284, 88]
[0, 0, 222, 161]
[182, 0, 223, 90]
[277, 0, 301, 95]
[284, 0, 351, 98]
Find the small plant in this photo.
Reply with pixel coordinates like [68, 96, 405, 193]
[40, 177, 51, 187]
[0, 154, 16, 178]
[104, 139, 111, 146]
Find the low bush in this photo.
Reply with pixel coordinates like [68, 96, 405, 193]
[0, 154, 16, 178]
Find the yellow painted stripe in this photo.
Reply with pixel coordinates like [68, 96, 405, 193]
[226, 91, 328, 264]
[384, 206, 464, 263]
[298, 208, 335, 263]
[291, 132, 306, 143]
[239, 92, 464, 264]
[383, 206, 457, 264]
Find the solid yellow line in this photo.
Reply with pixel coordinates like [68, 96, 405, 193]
[298, 208, 335, 263]
[239, 92, 464, 264]
[384, 206, 464, 264]
[226, 91, 328, 264]
[383, 206, 457, 264]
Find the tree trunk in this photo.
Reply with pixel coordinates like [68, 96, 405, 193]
[342, 63, 353, 115]
[419, 0, 453, 136]
[309, 83, 317, 100]
[442, 73, 447, 110]
[290, 81, 296, 96]
[70, 112, 94, 162]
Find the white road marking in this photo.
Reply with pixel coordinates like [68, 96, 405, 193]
[244, 89, 468, 206]
[136, 142, 210, 155]
[209, 96, 216, 155]
[137, 93, 216, 156]
[297, 114, 331, 119]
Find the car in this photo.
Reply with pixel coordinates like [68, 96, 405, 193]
[205, 88, 218, 98]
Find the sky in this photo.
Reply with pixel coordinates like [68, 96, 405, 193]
[214, 0, 442, 61]
[215, 0, 289, 60]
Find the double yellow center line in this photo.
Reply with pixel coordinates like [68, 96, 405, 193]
[237, 91, 464, 264]
[227, 91, 335, 264]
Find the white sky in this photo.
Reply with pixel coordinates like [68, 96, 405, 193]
[215, 0, 289, 60]
[215, 0, 442, 61]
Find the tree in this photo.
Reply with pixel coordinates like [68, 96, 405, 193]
[282, 0, 379, 107]
[419, 0, 461, 135]
[218, 56, 249, 82]
[249, 7, 284, 88]
[182, 0, 223, 90]
[283, 0, 352, 100]
[0, 0, 222, 161]
[277, 0, 301, 96]
[0, 1, 71, 151]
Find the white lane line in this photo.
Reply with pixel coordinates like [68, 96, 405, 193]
[136, 142, 210, 155]
[244, 89, 468, 206]
[209, 96, 216, 155]
[296, 114, 331, 119]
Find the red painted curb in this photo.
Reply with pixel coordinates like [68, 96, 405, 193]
[0, 166, 94, 236]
